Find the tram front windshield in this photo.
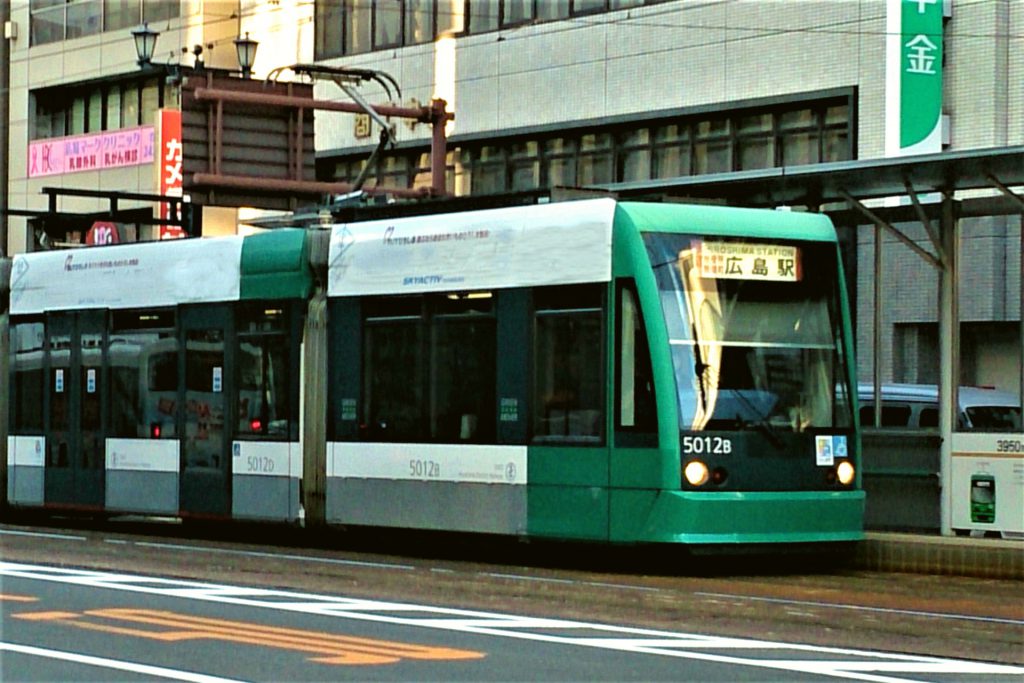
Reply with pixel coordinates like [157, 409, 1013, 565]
[645, 233, 853, 434]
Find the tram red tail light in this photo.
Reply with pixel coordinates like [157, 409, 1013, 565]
[250, 418, 262, 433]
[711, 467, 728, 486]
[150, 423, 161, 439]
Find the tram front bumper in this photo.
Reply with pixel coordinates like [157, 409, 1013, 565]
[635, 489, 865, 545]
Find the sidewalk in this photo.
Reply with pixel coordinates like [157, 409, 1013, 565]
[854, 532, 1024, 580]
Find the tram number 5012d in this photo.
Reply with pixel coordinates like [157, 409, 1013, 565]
[682, 435, 733, 455]
[246, 456, 275, 473]
[409, 459, 441, 478]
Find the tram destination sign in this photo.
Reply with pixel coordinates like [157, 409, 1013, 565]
[695, 241, 802, 282]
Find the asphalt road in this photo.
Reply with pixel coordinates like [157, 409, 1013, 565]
[1, 521, 1022, 682]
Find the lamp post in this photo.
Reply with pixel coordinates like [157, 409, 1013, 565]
[234, 32, 258, 79]
[130, 22, 159, 67]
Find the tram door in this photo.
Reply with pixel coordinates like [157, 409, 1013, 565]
[178, 306, 234, 517]
[44, 311, 105, 509]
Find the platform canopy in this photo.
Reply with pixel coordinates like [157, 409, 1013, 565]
[596, 146, 1024, 217]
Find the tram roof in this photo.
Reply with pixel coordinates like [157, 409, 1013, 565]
[594, 146, 1024, 215]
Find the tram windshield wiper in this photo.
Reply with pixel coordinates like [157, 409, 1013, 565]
[691, 322, 709, 413]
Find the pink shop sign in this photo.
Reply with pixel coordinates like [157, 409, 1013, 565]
[28, 125, 156, 178]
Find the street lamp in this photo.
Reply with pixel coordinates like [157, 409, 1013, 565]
[131, 22, 159, 67]
[234, 32, 259, 78]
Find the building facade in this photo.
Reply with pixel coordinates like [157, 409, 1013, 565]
[2, 0, 1022, 395]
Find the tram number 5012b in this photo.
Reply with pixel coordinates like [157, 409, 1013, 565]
[682, 435, 733, 455]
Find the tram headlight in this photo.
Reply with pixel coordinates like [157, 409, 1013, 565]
[836, 460, 855, 486]
[684, 460, 710, 487]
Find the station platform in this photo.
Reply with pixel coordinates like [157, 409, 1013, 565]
[854, 532, 1024, 580]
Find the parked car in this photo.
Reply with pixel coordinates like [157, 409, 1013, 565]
[857, 383, 1022, 431]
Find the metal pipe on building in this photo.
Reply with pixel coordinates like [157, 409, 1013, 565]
[938, 195, 959, 536]
[0, 259, 9, 509]
[873, 224, 883, 427]
[430, 98, 449, 197]
[0, 0, 10, 257]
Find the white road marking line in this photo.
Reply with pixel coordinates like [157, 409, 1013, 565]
[0, 529, 87, 541]
[130, 541, 417, 570]
[0, 642, 247, 683]
[3, 562, 1022, 682]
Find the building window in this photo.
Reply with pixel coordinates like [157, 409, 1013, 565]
[652, 124, 690, 178]
[509, 141, 540, 191]
[375, 0, 403, 48]
[405, 0, 434, 45]
[30, 0, 180, 47]
[315, 0, 682, 56]
[469, 0, 499, 32]
[346, 0, 373, 55]
[693, 119, 732, 175]
[545, 137, 577, 188]
[327, 95, 853, 197]
[66, 0, 102, 40]
[737, 113, 774, 170]
[470, 145, 507, 194]
[577, 133, 614, 186]
[105, 0, 142, 33]
[315, 0, 344, 59]
[619, 129, 651, 183]
[32, 77, 170, 140]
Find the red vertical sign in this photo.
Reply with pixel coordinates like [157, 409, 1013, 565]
[157, 109, 186, 240]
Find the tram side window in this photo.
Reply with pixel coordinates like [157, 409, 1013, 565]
[238, 306, 291, 439]
[534, 284, 604, 442]
[362, 294, 496, 443]
[432, 294, 497, 442]
[109, 310, 176, 439]
[616, 282, 657, 434]
[10, 321, 45, 433]
[363, 297, 423, 441]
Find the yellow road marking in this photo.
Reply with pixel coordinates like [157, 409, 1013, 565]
[14, 608, 485, 666]
[0, 594, 39, 603]
[12, 610, 76, 620]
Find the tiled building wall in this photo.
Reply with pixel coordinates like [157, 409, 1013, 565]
[315, 1, 1021, 156]
[856, 215, 1022, 393]
[316, 0, 871, 152]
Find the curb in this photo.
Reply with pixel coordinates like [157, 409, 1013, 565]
[854, 532, 1024, 580]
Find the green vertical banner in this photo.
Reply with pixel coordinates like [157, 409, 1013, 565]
[886, 0, 944, 156]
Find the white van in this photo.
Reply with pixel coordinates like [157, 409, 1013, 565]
[857, 383, 1022, 431]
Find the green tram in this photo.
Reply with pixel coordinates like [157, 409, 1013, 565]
[4, 198, 864, 548]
